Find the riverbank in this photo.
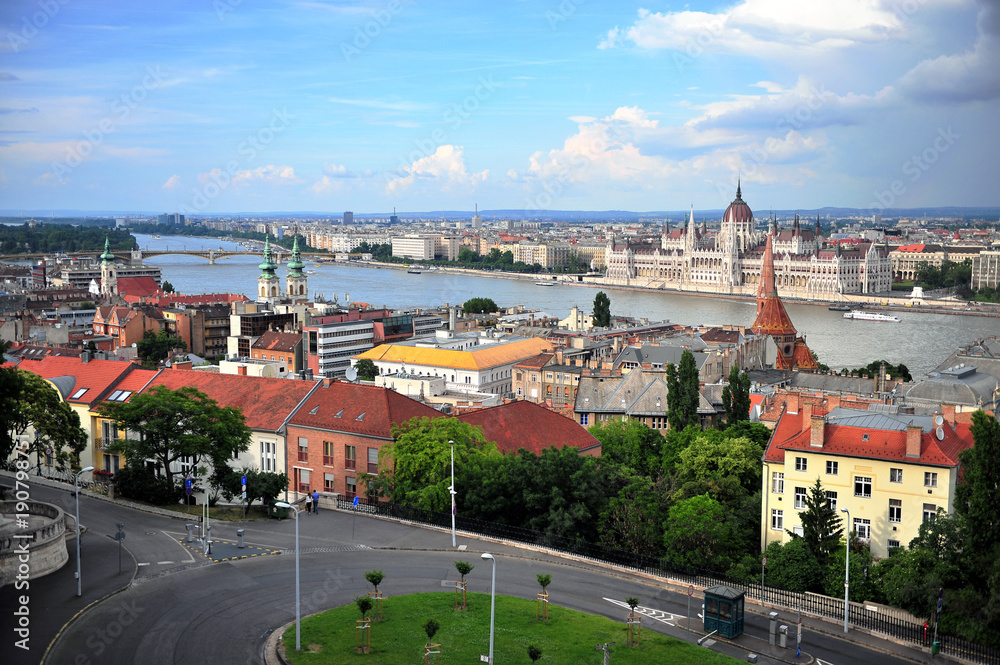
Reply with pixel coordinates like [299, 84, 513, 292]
[332, 259, 1000, 319]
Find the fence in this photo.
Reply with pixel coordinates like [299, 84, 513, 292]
[337, 496, 1000, 665]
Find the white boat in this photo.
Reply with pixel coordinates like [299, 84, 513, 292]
[843, 310, 900, 322]
[535, 281, 556, 286]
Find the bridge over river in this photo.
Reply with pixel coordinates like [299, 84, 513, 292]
[0, 248, 328, 264]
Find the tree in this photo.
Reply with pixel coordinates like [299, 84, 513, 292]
[215, 467, 288, 509]
[355, 595, 373, 618]
[423, 618, 439, 642]
[536, 573, 551, 593]
[666, 351, 701, 431]
[365, 569, 385, 593]
[162, 280, 175, 293]
[665, 362, 682, 431]
[0, 366, 26, 462]
[663, 493, 740, 572]
[99, 385, 251, 492]
[954, 411, 1000, 553]
[454, 560, 474, 582]
[354, 358, 378, 381]
[789, 478, 843, 565]
[136, 329, 187, 369]
[720, 365, 751, 427]
[463, 297, 499, 314]
[593, 291, 611, 327]
[527, 645, 543, 662]
[4, 370, 86, 474]
[588, 419, 664, 478]
[762, 539, 822, 592]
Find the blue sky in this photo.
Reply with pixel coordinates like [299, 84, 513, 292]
[1, 0, 997, 214]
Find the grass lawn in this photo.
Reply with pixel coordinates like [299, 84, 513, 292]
[282, 592, 738, 665]
[157, 502, 270, 521]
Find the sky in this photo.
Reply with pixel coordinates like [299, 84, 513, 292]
[1, 0, 998, 215]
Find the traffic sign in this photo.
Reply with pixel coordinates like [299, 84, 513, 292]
[353, 496, 359, 507]
[688, 584, 694, 597]
[185, 477, 193, 496]
[762, 556, 767, 567]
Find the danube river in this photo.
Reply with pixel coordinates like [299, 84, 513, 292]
[135, 235, 998, 379]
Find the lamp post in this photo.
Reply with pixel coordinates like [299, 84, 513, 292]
[274, 501, 302, 651]
[75, 466, 94, 597]
[481, 552, 496, 664]
[448, 439, 456, 548]
[840, 507, 851, 634]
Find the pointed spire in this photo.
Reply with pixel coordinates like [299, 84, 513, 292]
[736, 177, 742, 200]
[758, 233, 776, 299]
[287, 235, 305, 277]
[259, 235, 277, 277]
[100, 236, 115, 265]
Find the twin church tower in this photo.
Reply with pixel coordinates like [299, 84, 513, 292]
[257, 236, 308, 302]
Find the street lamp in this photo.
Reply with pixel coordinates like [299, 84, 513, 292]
[481, 552, 496, 664]
[448, 439, 456, 548]
[75, 466, 94, 597]
[274, 501, 302, 651]
[840, 507, 851, 634]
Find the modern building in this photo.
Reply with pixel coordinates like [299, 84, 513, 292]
[761, 392, 977, 558]
[972, 249, 1000, 290]
[391, 236, 435, 261]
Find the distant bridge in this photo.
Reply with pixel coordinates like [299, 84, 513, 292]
[0, 248, 328, 265]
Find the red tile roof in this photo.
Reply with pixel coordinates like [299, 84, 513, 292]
[148, 371, 318, 431]
[17, 356, 138, 406]
[289, 382, 442, 439]
[514, 353, 554, 370]
[701, 328, 741, 344]
[252, 331, 302, 353]
[116, 276, 162, 298]
[764, 408, 973, 467]
[458, 400, 600, 455]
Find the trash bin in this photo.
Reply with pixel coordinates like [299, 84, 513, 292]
[931, 642, 940, 655]
[237, 529, 245, 549]
[269, 503, 288, 519]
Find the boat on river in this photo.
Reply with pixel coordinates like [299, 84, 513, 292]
[535, 281, 556, 286]
[828, 304, 852, 311]
[843, 310, 900, 322]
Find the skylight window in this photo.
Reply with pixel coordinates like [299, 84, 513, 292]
[71, 388, 88, 399]
[355, 412, 366, 421]
[116, 391, 131, 402]
[335, 409, 344, 418]
[309, 406, 319, 415]
[108, 390, 123, 401]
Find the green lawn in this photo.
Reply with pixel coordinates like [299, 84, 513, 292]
[282, 592, 738, 665]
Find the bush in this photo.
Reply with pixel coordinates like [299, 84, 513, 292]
[113, 464, 183, 505]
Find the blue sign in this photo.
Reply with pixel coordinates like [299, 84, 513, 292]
[185, 478, 193, 496]
[241, 474, 246, 485]
[353, 496, 359, 507]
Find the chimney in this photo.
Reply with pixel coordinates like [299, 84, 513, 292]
[81, 351, 91, 363]
[942, 404, 956, 426]
[237, 365, 247, 376]
[905, 423, 922, 458]
[449, 306, 457, 331]
[810, 414, 825, 448]
[802, 401, 812, 423]
[827, 394, 841, 410]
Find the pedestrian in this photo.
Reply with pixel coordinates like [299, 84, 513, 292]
[312, 490, 320, 514]
[305, 495, 312, 514]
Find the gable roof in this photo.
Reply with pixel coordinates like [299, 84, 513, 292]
[252, 330, 302, 354]
[288, 382, 442, 438]
[357, 337, 554, 371]
[459, 400, 600, 455]
[16, 356, 138, 406]
[575, 369, 670, 415]
[147, 371, 318, 432]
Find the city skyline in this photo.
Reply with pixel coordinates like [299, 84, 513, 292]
[1, 1, 998, 214]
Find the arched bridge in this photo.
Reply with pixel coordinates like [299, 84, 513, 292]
[0, 249, 328, 265]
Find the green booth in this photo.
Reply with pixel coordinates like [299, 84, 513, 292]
[703, 584, 745, 638]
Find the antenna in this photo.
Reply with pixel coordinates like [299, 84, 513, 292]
[934, 414, 944, 426]
[936, 427, 945, 441]
[345, 366, 358, 382]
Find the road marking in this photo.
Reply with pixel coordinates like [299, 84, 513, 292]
[157, 561, 174, 565]
[137, 562, 150, 567]
[816, 660, 836, 665]
[161, 530, 196, 563]
[602, 597, 684, 626]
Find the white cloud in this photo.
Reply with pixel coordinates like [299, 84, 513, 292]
[385, 145, 488, 194]
[197, 164, 300, 187]
[161, 174, 181, 190]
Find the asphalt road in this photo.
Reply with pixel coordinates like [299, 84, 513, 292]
[6, 481, 923, 665]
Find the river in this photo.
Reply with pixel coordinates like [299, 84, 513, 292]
[135, 234, 998, 379]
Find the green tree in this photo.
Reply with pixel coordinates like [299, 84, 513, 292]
[355, 595, 373, 618]
[762, 539, 822, 592]
[674, 431, 763, 496]
[720, 365, 751, 427]
[536, 573, 551, 592]
[99, 385, 251, 492]
[463, 297, 499, 314]
[136, 329, 187, 369]
[677, 350, 701, 428]
[0, 366, 26, 462]
[354, 358, 378, 381]
[789, 478, 843, 565]
[215, 467, 288, 509]
[665, 363, 682, 431]
[365, 569, 385, 593]
[593, 291, 611, 327]
[424, 618, 440, 642]
[368, 417, 493, 510]
[598, 474, 668, 557]
[162, 280, 175, 293]
[663, 493, 740, 572]
[528, 645, 543, 662]
[454, 560, 474, 582]
[587, 419, 664, 478]
[4, 370, 87, 473]
[954, 411, 1000, 553]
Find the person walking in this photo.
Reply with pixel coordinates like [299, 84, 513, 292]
[312, 490, 320, 514]
[304, 494, 312, 514]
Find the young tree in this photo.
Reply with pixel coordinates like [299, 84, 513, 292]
[528, 645, 543, 662]
[720, 365, 751, 427]
[365, 569, 385, 593]
[355, 595, 373, 618]
[354, 358, 378, 381]
[536, 573, 551, 593]
[423, 618, 440, 642]
[789, 478, 843, 565]
[593, 291, 611, 327]
[99, 385, 251, 492]
[454, 560, 474, 582]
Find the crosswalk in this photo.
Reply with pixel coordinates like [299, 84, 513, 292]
[602, 597, 685, 626]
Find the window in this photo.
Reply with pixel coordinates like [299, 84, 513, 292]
[102, 453, 119, 473]
[345, 445, 356, 470]
[794, 486, 808, 510]
[795, 457, 807, 472]
[580, 414, 589, 426]
[323, 441, 335, 466]
[924, 472, 938, 488]
[771, 509, 783, 530]
[772, 472, 784, 494]
[889, 498, 902, 523]
[854, 476, 872, 498]
[825, 490, 837, 511]
[324, 473, 335, 492]
[923, 503, 937, 523]
[890, 468, 903, 483]
[367, 447, 378, 474]
[345, 476, 357, 500]
[297, 437, 308, 462]
[261, 440, 275, 472]
[854, 518, 871, 541]
[887, 539, 901, 549]
[826, 460, 838, 475]
[297, 468, 310, 494]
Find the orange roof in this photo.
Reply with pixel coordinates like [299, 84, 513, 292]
[288, 382, 441, 439]
[148, 371, 318, 431]
[17, 356, 137, 406]
[896, 244, 927, 252]
[458, 400, 599, 455]
[752, 296, 797, 336]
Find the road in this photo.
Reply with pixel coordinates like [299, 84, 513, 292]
[5, 481, 923, 665]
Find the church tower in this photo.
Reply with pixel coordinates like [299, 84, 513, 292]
[258, 236, 280, 301]
[285, 236, 307, 300]
[99, 237, 117, 297]
[751, 234, 817, 371]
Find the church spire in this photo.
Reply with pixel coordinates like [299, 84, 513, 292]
[100, 236, 115, 266]
[286, 235, 305, 277]
[758, 232, 776, 299]
[736, 177, 742, 200]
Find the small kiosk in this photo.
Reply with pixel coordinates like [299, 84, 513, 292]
[703, 584, 745, 638]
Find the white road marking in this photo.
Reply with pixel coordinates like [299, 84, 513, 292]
[161, 530, 196, 563]
[157, 561, 174, 565]
[602, 597, 684, 626]
[816, 660, 836, 665]
[137, 562, 150, 567]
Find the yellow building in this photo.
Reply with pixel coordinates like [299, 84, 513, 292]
[761, 395, 976, 558]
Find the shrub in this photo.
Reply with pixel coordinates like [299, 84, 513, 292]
[113, 464, 182, 505]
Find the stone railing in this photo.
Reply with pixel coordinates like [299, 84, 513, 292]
[0, 500, 69, 586]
